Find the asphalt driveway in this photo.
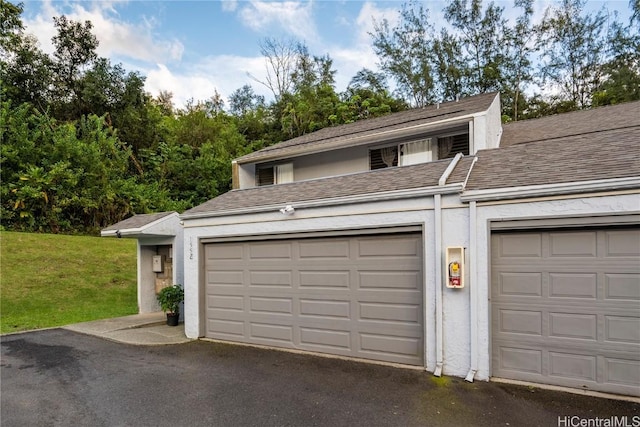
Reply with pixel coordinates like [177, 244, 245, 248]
[2, 329, 638, 427]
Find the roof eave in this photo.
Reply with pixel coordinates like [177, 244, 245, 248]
[181, 183, 464, 221]
[460, 177, 640, 203]
[100, 212, 180, 237]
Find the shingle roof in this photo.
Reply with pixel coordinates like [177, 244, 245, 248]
[102, 211, 177, 232]
[235, 92, 499, 164]
[465, 125, 640, 190]
[500, 101, 640, 147]
[183, 98, 639, 219]
[183, 157, 475, 216]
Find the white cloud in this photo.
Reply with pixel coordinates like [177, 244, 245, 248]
[144, 55, 272, 110]
[237, 1, 318, 42]
[23, 0, 183, 64]
[322, 2, 399, 91]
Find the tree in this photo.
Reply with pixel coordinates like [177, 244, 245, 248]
[336, 69, 406, 123]
[228, 84, 265, 117]
[592, 11, 640, 106]
[535, 0, 608, 109]
[443, 0, 509, 95]
[252, 37, 301, 101]
[50, 16, 99, 119]
[371, 1, 437, 107]
[277, 49, 341, 137]
[501, 0, 535, 121]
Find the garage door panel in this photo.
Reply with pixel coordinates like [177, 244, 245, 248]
[207, 270, 244, 285]
[606, 358, 640, 386]
[605, 274, 640, 300]
[549, 231, 597, 257]
[359, 271, 421, 290]
[299, 270, 350, 288]
[548, 352, 597, 381]
[549, 313, 597, 340]
[497, 272, 542, 296]
[493, 233, 542, 258]
[205, 232, 423, 366]
[249, 271, 292, 287]
[249, 242, 292, 259]
[359, 333, 421, 358]
[359, 302, 421, 324]
[605, 230, 640, 256]
[207, 318, 245, 337]
[357, 237, 420, 258]
[299, 298, 350, 319]
[549, 273, 597, 298]
[208, 294, 244, 311]
[299, 240, 350, 258]
[249, 296, 293, 314]
[605, 316, 640, 344]
[300, 327, 351, 350]
[492, 226, 640, 396]
[497, 309, 542, 335]
[250, 322, 293, 342]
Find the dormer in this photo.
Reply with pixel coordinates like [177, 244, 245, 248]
[232, 92, 501, 190]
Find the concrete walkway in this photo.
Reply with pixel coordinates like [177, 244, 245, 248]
[63, 312, 192, 345]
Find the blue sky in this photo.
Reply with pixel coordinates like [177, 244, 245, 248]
[19, 0, 631, 109]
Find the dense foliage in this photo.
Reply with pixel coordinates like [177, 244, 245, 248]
[1, 0, 638, 234]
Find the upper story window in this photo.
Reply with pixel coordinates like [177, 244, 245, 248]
[370, 139, 432, 170]
[256, 162, 293, 186]
[369, 133, 469, 170]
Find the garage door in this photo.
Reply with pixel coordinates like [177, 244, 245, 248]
[491, 226, 640, 396]
[204, 232, 424, 365]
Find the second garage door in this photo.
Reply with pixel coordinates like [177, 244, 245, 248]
[491, 226, 640, 396]
[204, 232, 424, 365]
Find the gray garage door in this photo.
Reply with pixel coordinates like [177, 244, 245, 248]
[204, 232, 424, 365]
[491, 226, 640, 396]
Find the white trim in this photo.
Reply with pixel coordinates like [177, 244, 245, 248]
[439, 153, 463, 186]
[460, 177, 640, 202]
[100, 212, 180, 237]
[181, 184, 463, 221]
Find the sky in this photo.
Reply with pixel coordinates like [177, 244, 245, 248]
[18, 0, 633, 109]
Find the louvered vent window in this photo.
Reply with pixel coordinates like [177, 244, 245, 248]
[437, 134, 469, 159]
[370, 146, 398, 170]
[256, 166, 274, 186]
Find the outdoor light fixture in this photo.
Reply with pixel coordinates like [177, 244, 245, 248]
[279, 205, 295, 215]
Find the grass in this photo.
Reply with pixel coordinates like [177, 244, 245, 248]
[1, 231, 138, 334]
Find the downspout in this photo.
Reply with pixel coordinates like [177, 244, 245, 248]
[433, 153, 463, 377]
[433, 193, 443, 377]
[465, 200, 478, 382]
[464, 157, 479, 382]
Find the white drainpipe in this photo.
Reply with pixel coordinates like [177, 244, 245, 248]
[433, 154, 463, 377]
[433, 193, 443, 377]
[465, 200, 478, 382]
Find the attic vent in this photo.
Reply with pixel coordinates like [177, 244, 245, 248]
[438, 133, 469, 159]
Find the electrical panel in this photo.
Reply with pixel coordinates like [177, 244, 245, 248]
[152, 255, 165, 273]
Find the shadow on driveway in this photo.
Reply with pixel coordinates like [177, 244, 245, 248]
[2, 328, 638, 427]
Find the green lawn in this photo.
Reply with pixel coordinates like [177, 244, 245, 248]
[0, 231, 138, 334]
